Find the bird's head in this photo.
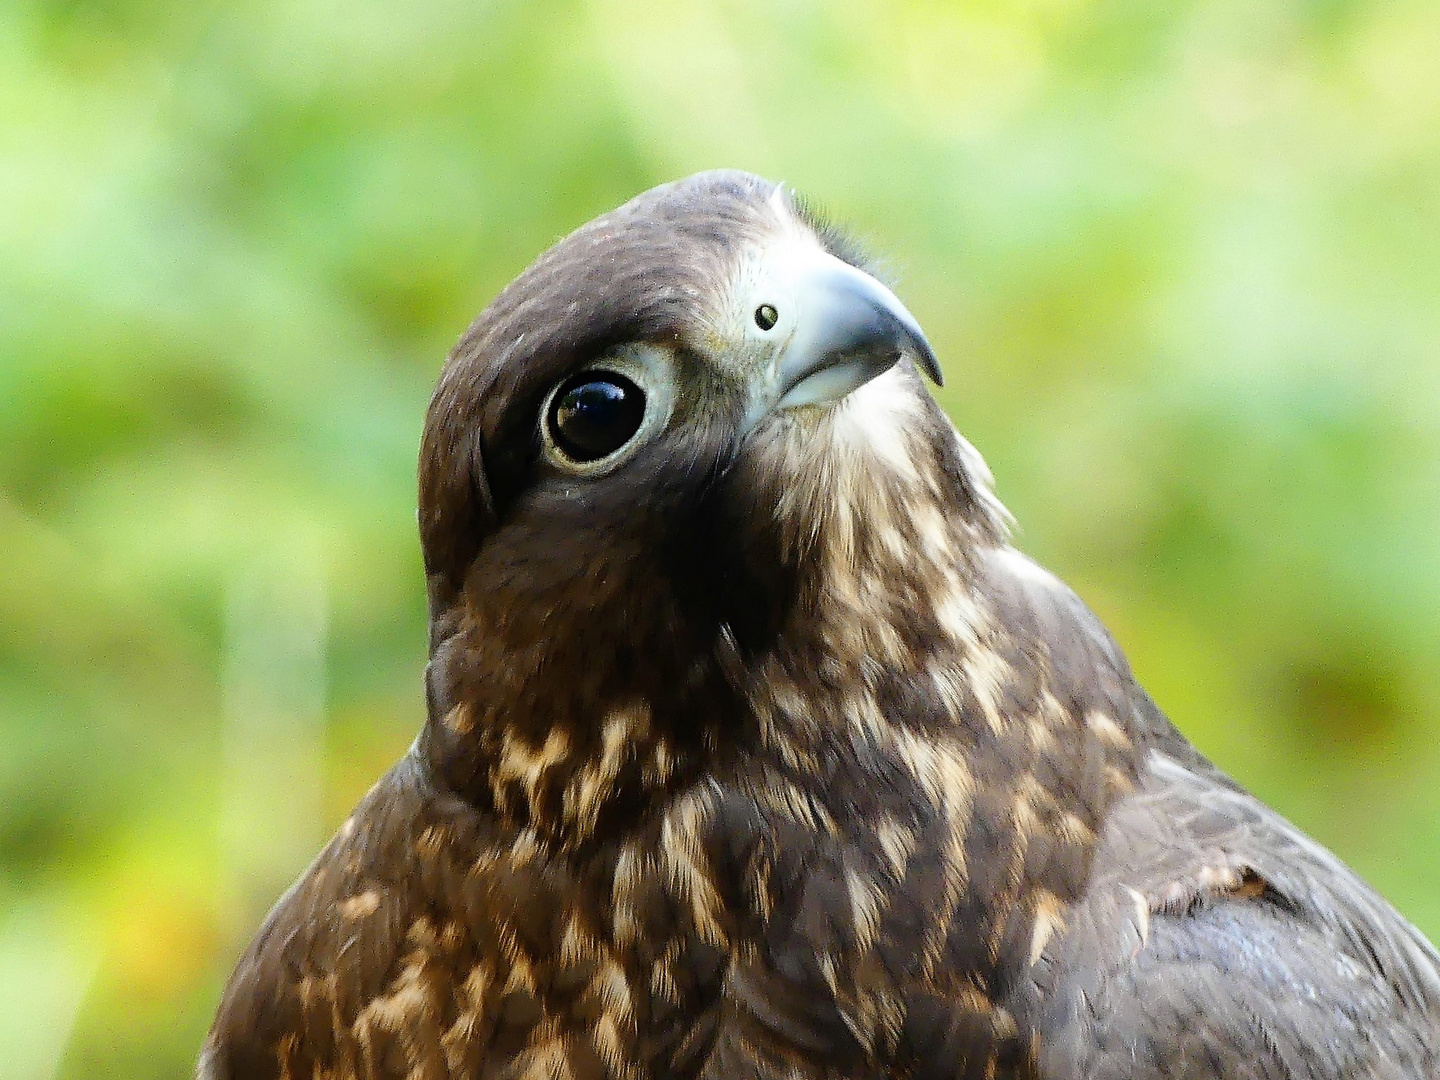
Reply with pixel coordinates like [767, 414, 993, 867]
[417, 170, 1007, 839]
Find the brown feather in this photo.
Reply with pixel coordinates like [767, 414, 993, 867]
[202, 171, 1440, 1080]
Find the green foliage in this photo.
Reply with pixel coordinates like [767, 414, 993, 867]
[1, 0, 1438, 1074]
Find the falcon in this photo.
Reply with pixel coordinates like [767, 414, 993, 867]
[202, 170, 1440, 1079]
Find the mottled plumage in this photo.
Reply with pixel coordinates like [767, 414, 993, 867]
[202, 171, 1440, 1080]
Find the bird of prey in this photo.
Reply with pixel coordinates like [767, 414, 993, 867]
[201, 170, 1440, 1079]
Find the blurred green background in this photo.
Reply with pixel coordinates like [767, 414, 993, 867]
[2, 0, 1439, 1075]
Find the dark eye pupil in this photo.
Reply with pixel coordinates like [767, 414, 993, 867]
[547, 371, 646, 463]
[755, 304, 778, 331]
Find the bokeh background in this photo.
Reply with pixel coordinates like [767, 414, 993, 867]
[3, 0, 1439, 1075]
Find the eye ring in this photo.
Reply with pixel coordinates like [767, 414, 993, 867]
[754, 304, 779, 331]
[539, 343, 676, 476]
[545, 370, 647, 464]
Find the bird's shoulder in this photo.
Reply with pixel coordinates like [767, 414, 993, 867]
[1028, 746, 1440, 1079]
[198, 754, 544, 1080]
[973, 546, 1440, 1076]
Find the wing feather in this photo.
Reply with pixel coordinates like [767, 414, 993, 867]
[1035, 749, 1440, 1078]
[977, 546, 1440, 1078]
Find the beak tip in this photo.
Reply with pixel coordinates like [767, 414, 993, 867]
[914, 343, 943, 387]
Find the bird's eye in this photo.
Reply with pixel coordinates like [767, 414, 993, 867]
[546, 371, 647, 463]
[754, 304, 779, 331]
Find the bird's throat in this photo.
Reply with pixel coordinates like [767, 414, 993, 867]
[419, 371, 1012, 850]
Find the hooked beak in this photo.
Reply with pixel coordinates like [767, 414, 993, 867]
[752, 250, 941, 428]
